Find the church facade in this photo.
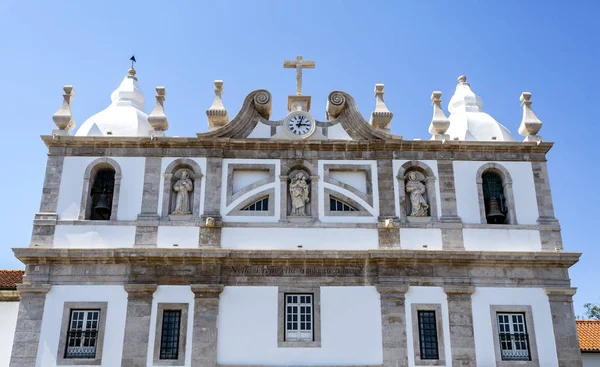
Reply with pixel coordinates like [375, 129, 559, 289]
[7, 57, 582, 367]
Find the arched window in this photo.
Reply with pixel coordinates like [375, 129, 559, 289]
[79, 158, 122, 221]
[329, 197, 357, 212]
[482, 172, 506, 224]
[88, 168, 115, 220]
[242, 197, 269, 211]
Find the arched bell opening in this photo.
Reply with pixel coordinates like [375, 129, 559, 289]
[482, 171, 506, 224]
[87, 167, 116, 220]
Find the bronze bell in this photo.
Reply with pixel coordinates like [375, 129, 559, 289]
[93, 193, 111, 218]
[486, 197, 505, 224]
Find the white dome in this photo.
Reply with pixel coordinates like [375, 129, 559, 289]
[76, 68, 151, 137]
[445, 76, 515, 142]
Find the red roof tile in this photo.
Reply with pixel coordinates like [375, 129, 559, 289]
[0, 270, 24, 290]
[577, 320, 600, 352]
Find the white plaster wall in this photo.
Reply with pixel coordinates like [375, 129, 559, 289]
[57, 157, 145, 221]
[582, 353, 600, 367]
[158, 157, 207, 217]
[217, 286, 382, 366]
[453, 161, 539, 224]
[247, 122, 272, 139]
[400, 229, 443, 250]
[0, 301, 19, 367]
[472, 287, 559, 367]
[392, 160, 442, 219]
[463, 229, 541, 251]
[36, 286, 128, 367]
[232, 170, 270, 194]
[156, 226, 200, 248]
[221, 159, 280, 222]
[405, 287, 452, 367]
[326, 124, 352, 140]
[222, 228, 378, 250]
[53, 225, 136, 248]
[146, 286, 194, 367]
[329, 170, 367, 194]
[319, 160, 379, 223]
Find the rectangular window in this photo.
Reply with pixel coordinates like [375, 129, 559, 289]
[65, 310, 100, 359]
[159, 310, 182, 360]
[497, 313, 530, 361]
[285, 294, 313, 342]
[418, 310, 439, 360]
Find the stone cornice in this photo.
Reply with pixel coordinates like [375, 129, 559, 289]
[12, 248, 580, 268]
[41, 135, 553, 159]
[0, 290, 19, 302]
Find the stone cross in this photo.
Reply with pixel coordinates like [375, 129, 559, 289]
[283, 55, 315, 96]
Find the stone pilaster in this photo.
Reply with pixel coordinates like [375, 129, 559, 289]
[545, 287, 583, 367]
[377, 159, 400, 248]
[376, 284, 409, 367]
[200, 158, 223, 247]
[443, 285, 476, 367]
[31, 153, 65, 248]
[121, 284, 157, 367]
[191, 284, 224, 367]
[437, 160, 464, 250]
[10, 284, 51, 367]
[532, 161, 563, 251]
[135, 157, 162, 247]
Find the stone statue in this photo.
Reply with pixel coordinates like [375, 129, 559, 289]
[289, 172, 310, 215]
[405, 171, 429, 217]
[172, 171, 193, 215]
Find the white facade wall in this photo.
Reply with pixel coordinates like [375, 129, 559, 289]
[326, 124, 352, 140]
[463, 229, 542, 251]
[158, 157, 207, 218]
[53, 225, 136, 248]
[0, 301, 19, 367]
[472, 287, 559, 367]
[36, 285, 128, 367]
[392, 160, 442, 219]
[329, 170, 368, 194]
[221, 228, 378, 250]
[156, 226, 200, 248]
[582, 353, 600, 367]
[146, 286, 195, 367]
[400, 228, 443, 250]
[217, 286, 383, 366]
[453, 161, 538, 225]
[57, 157, 145, 221]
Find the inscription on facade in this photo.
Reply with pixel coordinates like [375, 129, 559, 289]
[230, 266, 363, 276]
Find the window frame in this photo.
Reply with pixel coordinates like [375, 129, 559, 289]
[153, 303, 189, 366]
[411, 303, 446, 366]
[489, 305, 539, 367]
[277, 286, 321, 348]
[57, 302, 108, 366]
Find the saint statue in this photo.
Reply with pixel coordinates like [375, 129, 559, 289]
[405, 171, 429, 217]
[172, 171, 193, 215]
[289, 172, 310, 216]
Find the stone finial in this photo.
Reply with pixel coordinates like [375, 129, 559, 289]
[518, 92, 543, 142]
[52, 85, 75, 136]
[369, 84, 393, 130]
[206, 80, 229, 131]
[428, 91, 450, 140]
[148, 86, 168, 136]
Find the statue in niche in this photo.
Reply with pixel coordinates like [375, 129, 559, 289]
[289, 172, 310, 216]
[405, 171, 429, 217]
[172, 171, 194, 215]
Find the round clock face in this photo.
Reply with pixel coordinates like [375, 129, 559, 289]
[285, 112, 315, 138]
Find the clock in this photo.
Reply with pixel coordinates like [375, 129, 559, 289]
[284, 111, 316, 139]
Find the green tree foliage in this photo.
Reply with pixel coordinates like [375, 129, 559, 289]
[583, 303, 600, 320]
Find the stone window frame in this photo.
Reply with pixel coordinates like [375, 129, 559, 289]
[489, 305, 539, 367]
[152, 303, 189, 366]
[323, 163, 374, 207]
[277, 286, 321, 348]
[160, 159, 203, 221]
[56, 302, 108, 366]
[396, 160, 439, 222]
[227, 188, 275, 217]
[411, 303, 446, 366]
[476, 163, 518, 225]
[225, 163, 276, 206]
[324, 188, 373, 217]
[78, 158, 122, 221]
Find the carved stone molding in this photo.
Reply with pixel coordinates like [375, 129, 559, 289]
[190, 284, 224, 298]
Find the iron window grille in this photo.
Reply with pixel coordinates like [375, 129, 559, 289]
[242, 197, 269, 211]
[418, 310, 439, 360]
[497, 313, 531, 361]
[159, 310, 182, 360]
[65, 310, 100, 359]
[285, 294, 313, 342]
[330, 198, 356, 212]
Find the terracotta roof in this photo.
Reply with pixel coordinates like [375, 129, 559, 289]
[0, 270, 24, 290]
[577, 320, 600, 352]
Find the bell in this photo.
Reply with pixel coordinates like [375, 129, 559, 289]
[486, 197, 505, 224]
[93, 193, 111, 218]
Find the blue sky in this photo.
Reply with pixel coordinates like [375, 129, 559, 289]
[0, 1, 597, 315]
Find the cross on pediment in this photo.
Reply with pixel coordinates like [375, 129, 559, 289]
[283, 55, 315, 96]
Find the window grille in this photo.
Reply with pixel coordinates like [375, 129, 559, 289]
[418, 310, 439, 360]
[497, 313, 530, 361]
[285, 294, 313, 342]
[159, 310, 182, 360]
[65, 310, 100, 359]
[242, 197, 269, 211]
[329, 197, 356, 212]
